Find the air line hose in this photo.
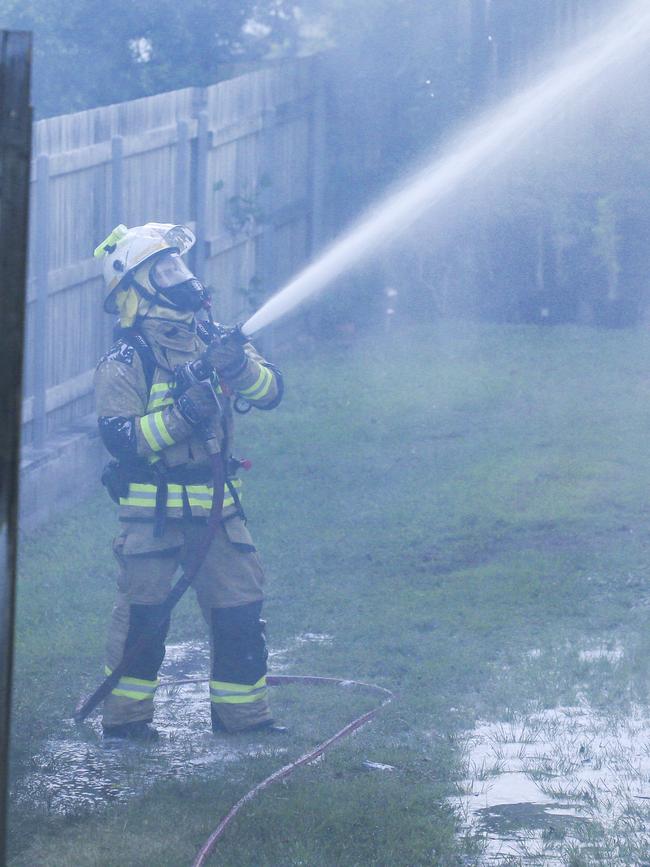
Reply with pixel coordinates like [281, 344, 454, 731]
[160, 674, 394, 867]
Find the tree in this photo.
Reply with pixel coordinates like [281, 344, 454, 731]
[0, 0, 296, 116]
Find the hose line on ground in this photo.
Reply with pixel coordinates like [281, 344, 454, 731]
[159, 674, 394, 867]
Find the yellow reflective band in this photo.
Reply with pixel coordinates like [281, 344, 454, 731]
[148, 396, 174, 410]
[139, 411, 175, 451]
[211, 676, 266, 693]
[112, 689, 155, 700]
[120, 676, 159, 688]
[240, 366, 267, 396]
[239, 365, 273, 401]
[147, 383, 174, 411]
[209, 675, 268, 704]
[111, 675, 159, 701]
[255, 367, 274, 400]
[210, 692, 267, 704]
[119, 481, 241, 509]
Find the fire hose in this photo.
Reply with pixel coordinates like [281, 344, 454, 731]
[157, 674, 394, 867]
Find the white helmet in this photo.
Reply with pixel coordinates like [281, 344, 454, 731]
[94, 222, 196, 313]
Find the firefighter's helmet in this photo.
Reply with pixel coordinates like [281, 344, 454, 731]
[94, 222, 196, 314]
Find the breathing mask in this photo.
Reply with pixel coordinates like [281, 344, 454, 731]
[134, 251, 209, 313]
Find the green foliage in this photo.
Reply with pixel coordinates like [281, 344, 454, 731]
[0, 0, 297, 116]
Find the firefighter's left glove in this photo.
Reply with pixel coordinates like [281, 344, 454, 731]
[204, 338, 247, 380]
[174, 382, 220, 427]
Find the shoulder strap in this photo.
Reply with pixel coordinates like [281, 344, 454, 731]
[114, 326, 157, 393]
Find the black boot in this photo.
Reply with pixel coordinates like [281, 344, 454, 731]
[102, 720, 160, 742]
[211, 705, 287, 735]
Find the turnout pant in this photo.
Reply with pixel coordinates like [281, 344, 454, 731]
[103, 519, 272, 732]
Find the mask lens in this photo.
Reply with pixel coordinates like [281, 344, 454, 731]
[165, 280, 207, 312]
[151, 253, 195, 289]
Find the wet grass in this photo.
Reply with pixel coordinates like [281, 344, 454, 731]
[10, 319, 650, 865]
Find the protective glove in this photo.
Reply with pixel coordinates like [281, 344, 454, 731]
[174, 381, 220, 427]
[204, 337, 248, 379]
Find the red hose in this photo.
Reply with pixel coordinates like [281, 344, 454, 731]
[160, 674, 394, 866]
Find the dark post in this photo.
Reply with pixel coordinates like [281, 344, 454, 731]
[32, 152, 49, 450]
[0, 29, 32, 862]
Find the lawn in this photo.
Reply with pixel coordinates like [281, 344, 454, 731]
[9, 320, 650, 866]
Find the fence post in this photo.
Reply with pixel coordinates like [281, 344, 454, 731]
[256, 109, 277, 355]
[175, 119, 191, 225]
[111, 135, 123, 228]
[32, 153, 49, 450]
[195, 110, 209, 283]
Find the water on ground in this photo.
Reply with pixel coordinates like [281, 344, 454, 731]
[12, 641, 289, 817]
[453, 649, 650, 865]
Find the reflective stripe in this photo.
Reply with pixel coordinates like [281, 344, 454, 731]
[139, 411, 175, 451]
[147, 382, 174, 412]
[104, 665, 160, 701]
[119, 479, 241, 510]
[239, 365, 273, 401]
[148, 396, 174, 410]
[111, 675, 159, 701]
[210, 676, 267, 705]
[120, 482, 183, 508]
[146, 381, 221, 411]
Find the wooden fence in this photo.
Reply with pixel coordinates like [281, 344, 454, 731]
[22, 57, 325, 450]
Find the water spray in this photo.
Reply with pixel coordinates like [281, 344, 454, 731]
[242, 0, 650, 340]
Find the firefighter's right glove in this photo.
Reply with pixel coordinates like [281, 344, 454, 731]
[204, 337, 247, 380]
[174, 382, 220, 427]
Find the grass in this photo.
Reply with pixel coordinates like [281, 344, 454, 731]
[10, 319, 650, 865]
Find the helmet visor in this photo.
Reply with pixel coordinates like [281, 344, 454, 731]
[150, 253, 195, 290]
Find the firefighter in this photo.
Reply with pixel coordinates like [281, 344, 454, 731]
[93, 222, 284, 742]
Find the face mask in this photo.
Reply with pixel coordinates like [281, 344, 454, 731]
[147, 252, 209, 312]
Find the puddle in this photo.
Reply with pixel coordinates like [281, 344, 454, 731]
[452, 704, 650, 865]
[295, 632, 333, 645]
[578, 641, 624, 663]
[268, 632, 334, 671]
[12, 642, 287, 817]
[13, 632, 335, 817]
